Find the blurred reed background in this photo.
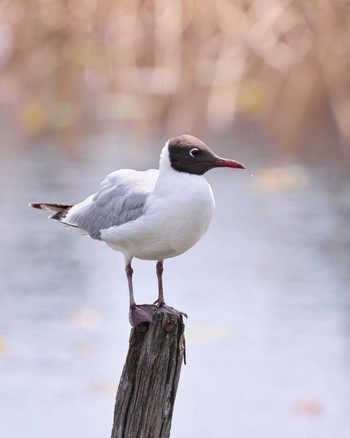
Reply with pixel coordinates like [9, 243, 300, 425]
[1, 0, 350, 158]
[2, 2, 350, 438]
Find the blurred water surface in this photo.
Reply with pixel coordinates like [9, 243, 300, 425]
[1, 134, 350, 438]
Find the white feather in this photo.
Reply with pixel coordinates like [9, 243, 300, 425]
[100, 144, 215, 260]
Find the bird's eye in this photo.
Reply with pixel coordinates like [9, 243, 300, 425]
[189, 148, 200, 157]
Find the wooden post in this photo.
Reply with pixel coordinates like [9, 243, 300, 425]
[111, 310, 186, 438]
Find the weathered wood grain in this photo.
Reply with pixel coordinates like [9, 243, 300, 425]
[111, 310, 185, 438]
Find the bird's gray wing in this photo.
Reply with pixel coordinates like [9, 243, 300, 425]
[64, 169, 159, 239]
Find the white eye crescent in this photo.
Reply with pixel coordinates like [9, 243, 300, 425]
[189, 148, 199, 157]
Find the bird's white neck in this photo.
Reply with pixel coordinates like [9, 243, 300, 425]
[155, 140, 212, 204]
[158, 141, 173, 176]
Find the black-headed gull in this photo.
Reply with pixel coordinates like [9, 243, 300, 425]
[29, 135, 245, 326]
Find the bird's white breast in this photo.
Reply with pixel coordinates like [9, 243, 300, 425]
[100, 169, 215, 260]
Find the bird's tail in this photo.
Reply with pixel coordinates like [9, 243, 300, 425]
[28, 202, 74, 221]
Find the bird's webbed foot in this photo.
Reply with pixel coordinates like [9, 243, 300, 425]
[156, 302, 188, 319]
[129, 304, 157, 327]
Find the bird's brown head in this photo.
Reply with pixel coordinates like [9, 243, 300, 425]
[167, 135, 245, 175]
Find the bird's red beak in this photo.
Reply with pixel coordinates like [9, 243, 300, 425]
[212, 158, 245, 169]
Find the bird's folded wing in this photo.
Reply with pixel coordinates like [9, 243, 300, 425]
[63, 169, 158, 239]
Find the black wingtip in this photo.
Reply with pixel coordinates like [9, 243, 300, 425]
[28, 202, 43, 209]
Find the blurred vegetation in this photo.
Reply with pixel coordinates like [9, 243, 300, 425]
[0, 0, 350, 158]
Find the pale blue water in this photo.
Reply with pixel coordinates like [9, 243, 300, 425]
[1, 133, 350, 437]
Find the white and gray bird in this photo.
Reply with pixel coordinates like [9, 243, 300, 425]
[29, 135, 245, 326]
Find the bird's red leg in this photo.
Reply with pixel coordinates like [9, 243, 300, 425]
[126, 261, 155, 327]
[155, 260, 188, 319]
[126, 262, 136, 307]
[156, 260, 165, 305]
